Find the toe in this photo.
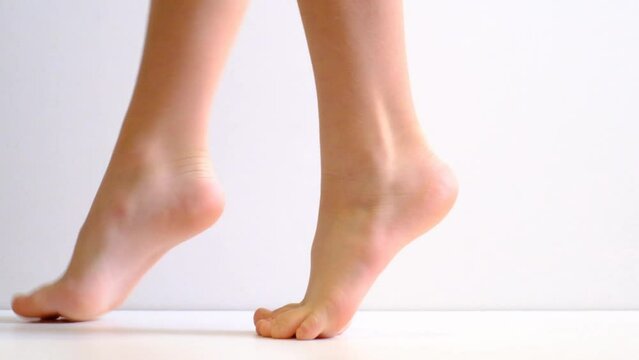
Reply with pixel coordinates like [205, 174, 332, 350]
[270, 307, 308, 339]
[12, 286, 59, 319]
[272, 303, 300, 318]
[255, 318, 272, 337]
[253, 303, 298, 325]
[295, 311, 326, 340]
[253, 308, 272, 326]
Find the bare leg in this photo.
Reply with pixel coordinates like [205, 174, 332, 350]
[254, 0, 458, 339]
[12, 0, 247, 320]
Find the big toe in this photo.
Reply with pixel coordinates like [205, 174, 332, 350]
[12, 286, 60, 319]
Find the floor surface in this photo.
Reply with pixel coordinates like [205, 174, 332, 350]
[1, 310, 637, 359]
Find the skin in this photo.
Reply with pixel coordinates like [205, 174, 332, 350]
[12, 0, 458, 339]
[11, 0, 247, 320]
[252, 0, 458, 339]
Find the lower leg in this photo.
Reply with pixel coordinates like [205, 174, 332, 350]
[118, 0, 247, 158]
[254, 0, 458, 339]
[12, 0, 247, 320]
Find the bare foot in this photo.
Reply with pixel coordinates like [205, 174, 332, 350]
[253, 143, 458, 339]
[12, 147, 224, 321]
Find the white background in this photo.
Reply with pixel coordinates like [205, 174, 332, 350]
[1, 0, 637, 311]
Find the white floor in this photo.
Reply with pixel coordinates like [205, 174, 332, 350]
[0, 310, 637, 359]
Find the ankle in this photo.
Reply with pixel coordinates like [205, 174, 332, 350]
[319, 103, 427, 169]
[110, 135, 213, 178]
[88, 145, 223, 240]
[116, 110, 210, 160]
[320, 137, 437, 208]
